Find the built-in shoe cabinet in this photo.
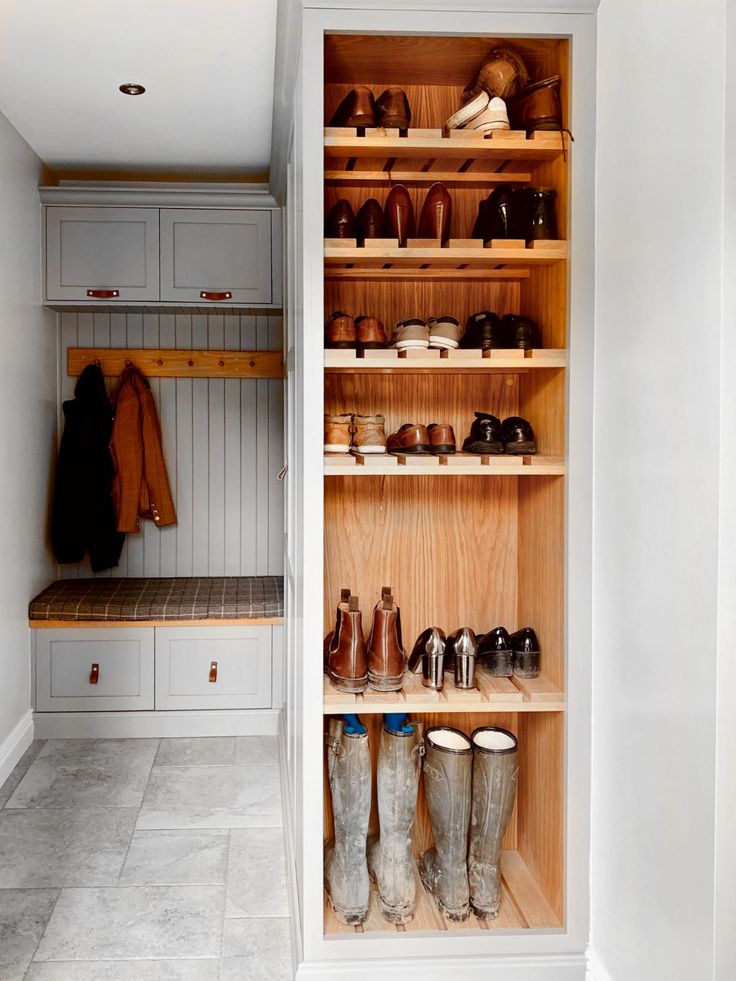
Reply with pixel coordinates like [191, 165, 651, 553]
[322, 32, 570, 936]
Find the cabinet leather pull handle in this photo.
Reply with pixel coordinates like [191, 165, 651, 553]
[86, 289, 120, 298]
[89, 663, 99, 685]
[209, 661, 218, 683]
[200, 290, 232, 301]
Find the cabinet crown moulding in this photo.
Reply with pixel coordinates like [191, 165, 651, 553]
[300, 0, 599, 10]
[38, 183, 280, 210]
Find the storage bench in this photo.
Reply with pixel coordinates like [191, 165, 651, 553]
[29, 577, 283, 719]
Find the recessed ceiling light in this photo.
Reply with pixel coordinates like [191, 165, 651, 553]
[119, 82, 145, 96]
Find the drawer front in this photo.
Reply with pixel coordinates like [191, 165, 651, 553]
[35, 628, 154, 711]
[155, 626, 272, 710]
[46, 207, 160, 301]
[159, 209, 273, 303]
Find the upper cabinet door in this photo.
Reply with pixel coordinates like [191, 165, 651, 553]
[160, 209, 273, 304]
[46, 207, 159, 301]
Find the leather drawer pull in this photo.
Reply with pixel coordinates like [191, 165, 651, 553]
[86, 289, 120, 298]
[200, 290, 232, 301]
[89, 663, 99, 685]
[209, 661, 218, 683]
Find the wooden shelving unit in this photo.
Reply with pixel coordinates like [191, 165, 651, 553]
[321, 29, 570, 942]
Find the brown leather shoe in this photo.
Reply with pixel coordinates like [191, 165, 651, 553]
[353, 414, 387, 454]
[355, 198, 384, 244]
[367, 590, 406, 691]
[511, 75, 563, 132]
[464, 46, 530, 102]
[375, 88, 411, 129]
[384, 185, 415, 247]
[427, 423, 456, 455]
[325, 311, 357, 349]
[325, 593, 368, 693]
[325, 199, 355, 239]
[329, 86, 377, 128]
[387, 423, 431, 455]
[417, 182, 452, 243]
[355, 316, 387, 350]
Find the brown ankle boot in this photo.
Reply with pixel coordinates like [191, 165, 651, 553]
[367, 590, 406, 691]
[325, 593, 368, 693]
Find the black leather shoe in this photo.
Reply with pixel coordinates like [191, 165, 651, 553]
[478, 627, 513, 677]
[463, 412, 503, 454]
[512, 187, 557, 241]
[502, 314, 538, 349]
[501, 416, 537, 454]
[355, 198, 384, 244]
[444, 627, 477, 689]
[325, 199, 355, 239]
[509, 627, 540, 678]
[472, 184, 514, 242]
[460, 311, 503, 350]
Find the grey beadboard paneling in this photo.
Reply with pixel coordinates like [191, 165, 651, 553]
[57, 311, 284, 579]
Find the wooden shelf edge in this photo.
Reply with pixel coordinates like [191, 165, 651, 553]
[324, 243, 567, 270]
[324, 455, 565, 477]
[324, 349, 566, 372]
[324, 852, 561, 937]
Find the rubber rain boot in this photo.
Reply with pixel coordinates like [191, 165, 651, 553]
[468, 726, 519, 919]
[368, 714, 423, 923]
[419, 726, 472, 920]
[324, 716, 372, 924]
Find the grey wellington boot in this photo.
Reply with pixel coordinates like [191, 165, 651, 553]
[368, 717, 423, 923]
[418, 726, 473, 921]
[468, 726, 519, 919]
[324, 717, 372, 924]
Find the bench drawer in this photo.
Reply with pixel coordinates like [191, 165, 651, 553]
[35, 628, 154, 711]
[155, 626, 272, 710]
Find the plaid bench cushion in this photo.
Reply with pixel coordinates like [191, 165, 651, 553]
[29, 577, 284, 622]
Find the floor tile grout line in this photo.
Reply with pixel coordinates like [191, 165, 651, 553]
[22, 886, 62, 978]
[119, 738, 160, 882]
[219, 829, 233, 961]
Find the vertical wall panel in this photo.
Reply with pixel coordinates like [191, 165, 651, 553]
[56, 311, 283, 579]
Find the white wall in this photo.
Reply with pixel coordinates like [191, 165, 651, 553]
[0, 110, 56, 778]
[592, 1, 726, 978]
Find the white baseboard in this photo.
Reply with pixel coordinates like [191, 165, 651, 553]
[0, 710, 34, 787]
[296, 953, 586, 980]
[586, 947, 614, 981]
[278, 709, 303, 975]
[33, 709, 279, 739]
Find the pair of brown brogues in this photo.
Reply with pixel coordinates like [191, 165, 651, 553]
[325, 182, 452, 247]
[324, 588, 406, 693]
[328, 85, 411, 130]
[325, 311, 387, 350]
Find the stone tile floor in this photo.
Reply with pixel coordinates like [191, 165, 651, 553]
[0, 737, 292, 981]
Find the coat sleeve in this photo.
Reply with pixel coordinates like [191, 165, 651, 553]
[138, 380, 177, 528]
[110, 380, 144, 533]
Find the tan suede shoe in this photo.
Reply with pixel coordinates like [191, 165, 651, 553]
[353, 414, 387, 454]
[324, 413, 353, 454]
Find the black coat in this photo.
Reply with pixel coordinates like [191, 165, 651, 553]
[52, 364, 125, 571]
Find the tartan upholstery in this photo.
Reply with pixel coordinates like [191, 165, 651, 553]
[29, 577, 284, 622]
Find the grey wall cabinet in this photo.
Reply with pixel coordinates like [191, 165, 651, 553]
[46, 206, 160, 302]
[160, 209, 273, 304]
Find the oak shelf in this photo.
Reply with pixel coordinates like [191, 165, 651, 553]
[324, 851, 561, 936]
[324, 348, 566, 372]
[323, 673, 564, 714]
[323, 453, 565, 476]
[324, 241, 567, 273]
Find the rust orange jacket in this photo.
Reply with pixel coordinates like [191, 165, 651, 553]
[110, 365, 177, 533]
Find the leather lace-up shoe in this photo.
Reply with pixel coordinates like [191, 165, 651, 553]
[501, 416, 536, 454]
[325, 311, 357, 349]
[509, 627, 540, 678]
[464, 46, 530, 102]
[355, 198, 384, 244]
[478, 627, 513, 678]
[417, 182, 452, 243]
[355, 316, 387, 350]
[388, 423, 431, 455]
[463, 412, 503, 455]
[325, 199, 355, 239]
[501, 314, 538, 350]
[460, 311, 503, 350]
[472, 185, 514, 242]
[376, 88, 411, 129]
[511, 75, 563, 133]
[329, 86, 377, 128]
[384, 185, 415, 246]
[427, 423, 456, 455]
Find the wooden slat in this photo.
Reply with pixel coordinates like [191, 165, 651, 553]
[67, 347, 284, 378]
[324, 130, 566, 163]
[475, 673, 525, 703]
[323, 455, 565, 476]
[510, 673, 563, 703]
[325, 268, 531, 283]
[325, 169, 532, 187]
[324, 244, 567, 270]
[501, 851, 561, 928]
[324, 349, 566, 373]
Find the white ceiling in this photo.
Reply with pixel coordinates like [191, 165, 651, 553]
[0, 0, 278, 177]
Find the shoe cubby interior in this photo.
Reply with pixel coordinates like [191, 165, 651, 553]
[323, 710, 564, 934]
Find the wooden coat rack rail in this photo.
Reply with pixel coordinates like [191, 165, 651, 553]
[68, 348, 284, 379]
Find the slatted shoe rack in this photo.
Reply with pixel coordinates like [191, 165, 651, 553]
[320, 32, 571, 941]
